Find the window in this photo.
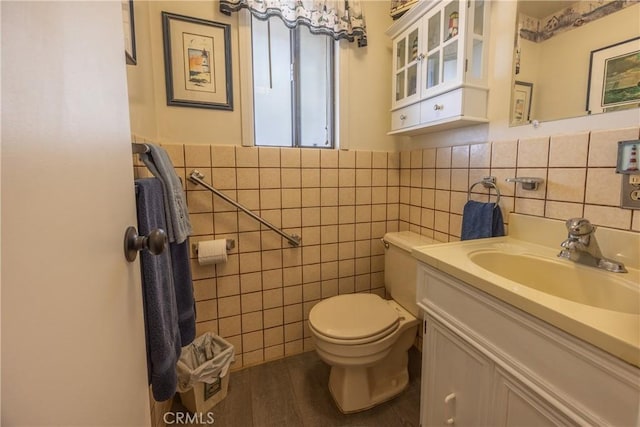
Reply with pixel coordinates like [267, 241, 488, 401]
[250, 16, 335, 148]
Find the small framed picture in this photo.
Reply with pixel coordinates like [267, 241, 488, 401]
[510, 81, 533, 126]
[586, 37, 640, 115]
[122, 0, 136, 65]
[616, 140, 640, 174]
[162, 12, 233, 110]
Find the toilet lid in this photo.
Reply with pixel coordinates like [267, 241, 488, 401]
[309, 294, 399, 342]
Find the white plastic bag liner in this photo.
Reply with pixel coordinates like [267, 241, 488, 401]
[176, 332, 235, 393]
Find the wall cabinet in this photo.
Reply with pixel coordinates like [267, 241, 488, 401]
[387, 0, 490, 135]
[418, 264, 640, 426]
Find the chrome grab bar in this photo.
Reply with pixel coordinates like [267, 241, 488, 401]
[188, 169, 301, 247]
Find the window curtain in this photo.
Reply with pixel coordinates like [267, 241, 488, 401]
[220, 0, 367, 47]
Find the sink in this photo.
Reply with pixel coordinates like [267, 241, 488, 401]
[469, 250, 640, 315]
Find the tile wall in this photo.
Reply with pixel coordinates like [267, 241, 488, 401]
[134, 126, 640, 375]
[134, 145, 402, 370]
[398, 127, 640, 239]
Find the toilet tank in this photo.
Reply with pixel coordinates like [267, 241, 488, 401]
[383, 231, 437, 317]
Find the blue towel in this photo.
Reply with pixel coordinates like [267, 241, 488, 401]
[461, 200, 505, 240]
[135, 178, 182, 402]
[170, 239, 196, 347]
[140, 144, 192, 244]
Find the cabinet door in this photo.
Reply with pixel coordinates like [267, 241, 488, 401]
[420, 0, 465, 99]
[465, 0, 488, 85]
[422, 317, 493, 427]
[491, 368, 581, 427]
[392, 21, 422, 108]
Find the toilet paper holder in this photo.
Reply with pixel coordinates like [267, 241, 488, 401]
[193, 239, 235, 256]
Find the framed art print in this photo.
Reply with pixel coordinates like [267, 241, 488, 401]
[162, 12, 233, 110]
[586, 37, 640, 115]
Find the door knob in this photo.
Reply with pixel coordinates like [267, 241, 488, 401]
[124, 226, 167, 262]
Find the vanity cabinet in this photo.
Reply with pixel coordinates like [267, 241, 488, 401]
[387, 0, 489, 134]
[418, 263, 640, 426]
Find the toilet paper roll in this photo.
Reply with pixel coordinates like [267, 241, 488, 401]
[197, 239, 228, 265]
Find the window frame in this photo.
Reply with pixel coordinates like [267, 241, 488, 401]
[238, 10, 340, 149]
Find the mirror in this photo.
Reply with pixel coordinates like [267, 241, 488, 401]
[509, 1, 640, 126]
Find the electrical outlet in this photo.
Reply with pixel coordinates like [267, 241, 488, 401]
[621, 178, 640, 209]
[630, 175, 640, 186]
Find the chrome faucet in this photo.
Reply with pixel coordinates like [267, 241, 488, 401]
[558, 218, 627, 273]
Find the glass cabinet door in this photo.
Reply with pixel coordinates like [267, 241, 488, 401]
[469, 0, 486, 81]
[421, 0, 463, 98]
[393, 24, 421, 107]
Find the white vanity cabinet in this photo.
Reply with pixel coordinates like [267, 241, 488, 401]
[418, 263, 640, 426]
[387, 0, 489, 134]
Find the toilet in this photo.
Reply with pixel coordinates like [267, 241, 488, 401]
[308, 231, 436, 413]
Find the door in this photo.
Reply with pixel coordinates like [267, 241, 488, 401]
[392, 20, 422, 109]
[491, 368, 581, 427]
[422, 318, 493, 427]
[421, 0, 465, 99]
[1, 2, 151, 425]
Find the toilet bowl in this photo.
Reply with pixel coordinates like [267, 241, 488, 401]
[308, 231, 436, 413]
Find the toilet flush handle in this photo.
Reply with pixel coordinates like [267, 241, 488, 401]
[444, 392, 456, 425]
[380, 238, 389, 249]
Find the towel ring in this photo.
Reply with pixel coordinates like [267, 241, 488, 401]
[468, 178, 501, 206]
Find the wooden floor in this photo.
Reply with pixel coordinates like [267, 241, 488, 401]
[172, 347, 422, 427]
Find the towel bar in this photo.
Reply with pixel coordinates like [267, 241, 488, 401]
[468, 176, 501, 206]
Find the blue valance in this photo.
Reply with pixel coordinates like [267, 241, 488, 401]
[220, 0, 367, 47]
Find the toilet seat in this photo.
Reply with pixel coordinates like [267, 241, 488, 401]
[309, 294, 400, 345]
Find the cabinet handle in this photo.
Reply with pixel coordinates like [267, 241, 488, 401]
[444, 392, 456, 425]
[400, 114, 407, 121]
[417, 53, 425, 61]
[433, 104, 444, 111]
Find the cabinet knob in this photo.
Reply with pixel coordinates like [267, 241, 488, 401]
[433, 104, 444, 111]
[417, 53, 425, 61]
[400, 114, 407, 121]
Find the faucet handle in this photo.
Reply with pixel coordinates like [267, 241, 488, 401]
[566, 218, 596, 236]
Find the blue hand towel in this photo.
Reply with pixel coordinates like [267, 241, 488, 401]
[140, 144, 192, 244]
[461, 200, 505, 240]
[135, 178, 182, 402]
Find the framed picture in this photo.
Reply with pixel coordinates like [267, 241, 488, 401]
[616, 140, 640, 175]
[510, 81, 533, 126]
[162, 12, 233, 110]
[586, 37, 640, 115]
[122, 0, 136, 65]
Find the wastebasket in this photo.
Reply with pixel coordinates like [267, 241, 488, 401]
[176, 333, 235, 413]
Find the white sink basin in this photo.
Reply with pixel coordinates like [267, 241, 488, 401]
[468, 250, 639, 315]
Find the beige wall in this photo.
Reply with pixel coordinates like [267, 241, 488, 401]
[127, 1, 399, 151]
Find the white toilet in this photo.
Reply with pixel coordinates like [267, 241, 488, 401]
[308, 231, 436, 413]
